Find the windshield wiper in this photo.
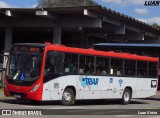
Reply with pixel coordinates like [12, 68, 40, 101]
[13, 70, 20, 80]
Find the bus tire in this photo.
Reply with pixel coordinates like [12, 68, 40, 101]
[122, 88, 131, 105]
[61, 88, 75, 106]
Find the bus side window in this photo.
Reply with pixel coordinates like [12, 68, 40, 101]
[64, 53, 78, 74]
[137, 61, 147, 77]
[124, 60, 136, 76]
[96, 57, 109, 75]
[110, 58, 123, 76]
[79, 55, 94, 74]
[45, 54, 54, 73]
[148, 62, 157, 78]
[44, 51, 63, 75]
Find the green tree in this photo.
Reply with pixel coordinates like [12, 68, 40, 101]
[152, 23, 160, 30]
[38, 0, 98, 8]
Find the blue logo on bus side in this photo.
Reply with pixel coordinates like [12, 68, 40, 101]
[118, 79, 123, 86]
[110, 78, 113, 83]
[81, 78, 99, 87]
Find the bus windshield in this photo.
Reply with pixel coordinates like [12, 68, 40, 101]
[6, 51, 43, 82]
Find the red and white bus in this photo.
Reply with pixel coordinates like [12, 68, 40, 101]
[4, 43, 158, 105]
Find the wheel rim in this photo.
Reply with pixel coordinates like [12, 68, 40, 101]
[63, 91, 71, 102]
[124, 92, 130, 102]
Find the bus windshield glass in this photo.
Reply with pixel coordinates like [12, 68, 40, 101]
[6, 51, 43, 82]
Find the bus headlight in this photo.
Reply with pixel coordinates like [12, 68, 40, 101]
[30, 83, 40, 92]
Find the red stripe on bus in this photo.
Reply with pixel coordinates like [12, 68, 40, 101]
[45, 44, 158, 62]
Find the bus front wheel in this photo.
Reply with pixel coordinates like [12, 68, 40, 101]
[122, 88, 131, 105]
[61, 88, 75, 106]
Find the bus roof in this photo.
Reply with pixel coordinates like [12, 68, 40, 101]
[94, 43, 160, 48]
[12, 43, 158, 62]
[46, 44, 158, 62]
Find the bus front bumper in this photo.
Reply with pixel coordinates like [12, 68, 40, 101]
[4, 87, 42, 101]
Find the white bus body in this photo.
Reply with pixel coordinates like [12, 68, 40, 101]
[42, 75, 158, 100]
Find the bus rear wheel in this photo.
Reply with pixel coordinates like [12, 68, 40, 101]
[61, 88, 75, 106]
[122, 88, 131, 105]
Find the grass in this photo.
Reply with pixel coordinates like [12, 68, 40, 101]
[0, 82, 4, 92]
[0, 88, 3, 92]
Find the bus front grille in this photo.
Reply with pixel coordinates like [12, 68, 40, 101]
[9, 91, 27, 97]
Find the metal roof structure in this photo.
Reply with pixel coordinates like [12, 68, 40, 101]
[0, 5, 160, 52]
[0, 5, 159, 33]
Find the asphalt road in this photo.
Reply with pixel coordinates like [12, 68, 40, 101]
[0, 90, 160, 118]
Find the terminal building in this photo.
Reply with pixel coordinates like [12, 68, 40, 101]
[0, 6, 160, 52]
[0, 6, 160, 87]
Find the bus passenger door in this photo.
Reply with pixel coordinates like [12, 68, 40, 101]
[43, 51, 63, 101]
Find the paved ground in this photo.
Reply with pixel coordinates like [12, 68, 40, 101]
[0, 89, 159, 117]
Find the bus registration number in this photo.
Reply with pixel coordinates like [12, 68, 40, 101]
[14, 95, 21, 98]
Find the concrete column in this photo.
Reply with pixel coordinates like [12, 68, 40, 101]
[81, 31, 88, 48]
[1, 27, 12, 87]
[4, 27, 12, 69]
[4, 27, 12, 52]
[81, 33, 85, 48]
[53, 24, 61, 44]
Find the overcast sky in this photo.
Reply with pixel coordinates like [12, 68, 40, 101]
[0, 0, 160, 25]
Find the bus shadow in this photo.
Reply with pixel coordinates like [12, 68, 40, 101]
[0, 99, 60, 106]
[140, 98, 160, 101]
[75, 99, 148, 106]
[0, 99, 148, 106]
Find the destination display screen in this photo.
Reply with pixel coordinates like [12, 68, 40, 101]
[12, 46, 44, 53]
